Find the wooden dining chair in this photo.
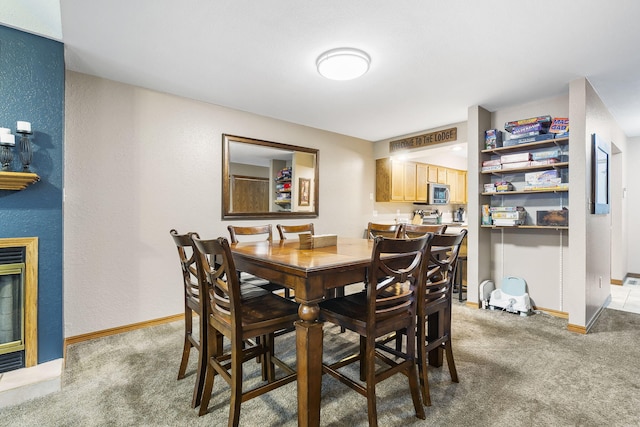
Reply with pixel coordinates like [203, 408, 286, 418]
[170, 229, 206, 409]
[170, 229, 270, 409]
[276, 223, 314, 240]
[227, 224, 273, 244]
[227, 224, 291, 298]
[416, 229, 467, 406]
[366, 222, 404, 239]
[192, 236, 298, 424]
[319, 234, 432, 426]
[402, 223, 447, 238]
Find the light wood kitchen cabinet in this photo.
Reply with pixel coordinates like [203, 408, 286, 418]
[390, 159, 404, 201]
[376, 158, 419, 202]
[447, 168, 467, 204]
[427, 165, 437, 183]
[376, 158, 466, 204]
[456, 170, 467, 204]
[403, 161, 417, 201]
[416, 163, 428, 201]
[427, 165, 447, 184]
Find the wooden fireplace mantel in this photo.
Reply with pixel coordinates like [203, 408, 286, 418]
[0, 171, 40, 191]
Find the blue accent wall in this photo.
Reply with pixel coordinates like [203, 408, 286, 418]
[0, 25, 64, 363]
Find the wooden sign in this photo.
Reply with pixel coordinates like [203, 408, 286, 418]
[299, 233, 337, 250]
[389, 127, 457, 152]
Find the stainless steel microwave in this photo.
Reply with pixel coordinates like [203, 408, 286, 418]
[428, 183, 450, 205]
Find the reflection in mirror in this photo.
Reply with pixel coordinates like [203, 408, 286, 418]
[222, 134, 319, 219]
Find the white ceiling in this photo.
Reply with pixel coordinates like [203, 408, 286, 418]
[3, 1, 640, 142]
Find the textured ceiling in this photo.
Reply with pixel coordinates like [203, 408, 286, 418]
[4, 1, 640, 142]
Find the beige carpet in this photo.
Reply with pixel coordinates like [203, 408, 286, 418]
[2, 303, 640, 426]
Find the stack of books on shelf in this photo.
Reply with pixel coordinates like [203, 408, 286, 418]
[503, 115, 553, 146]
[494, 181, 513, 192]
[483, 183, 496, 193]
[484, 129, 503, 149]
[483, 116, 569, 149]
[482, 158, 502, 172]
[523, 170, 568, 191]
[501, 116, 570, 146]
[490, 206, 526, 226]
[529, 148, 562, 166]
[276, 166, 292, 181]
[548, 117, 569, 138]
[500, 152, 531, 169]
[275, 181, 291, 193]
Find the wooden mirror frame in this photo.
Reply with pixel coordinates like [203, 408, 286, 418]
[222, 134, 319, 220]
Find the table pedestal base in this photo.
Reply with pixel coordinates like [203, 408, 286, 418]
[296, 303, 323, 427]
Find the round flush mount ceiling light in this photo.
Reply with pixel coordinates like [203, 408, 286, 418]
[316, 48, 371, 81]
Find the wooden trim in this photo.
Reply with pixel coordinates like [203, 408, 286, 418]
[465, 301, 480, 309]
[533, 306, 568, 319]
[626, 273, 640, 279]
[231, 174, 269, 182]
[64, 313, 184, 347]
[0, 237, 38, 367]
[567, 302, 607, 335]
[0, 171, 40, 190]
[611, 279, 623, 286]
[567, 323, 587, 334]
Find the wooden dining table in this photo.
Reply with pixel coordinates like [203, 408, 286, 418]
[230, 236, 444, 427]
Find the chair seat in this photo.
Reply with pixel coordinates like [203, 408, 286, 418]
[211, 292, 299, 340]
[319, 292, 367, 331]
[240, 273, 289, 294]
[320, 291, 413, 338]
[240, 282, 271, 300]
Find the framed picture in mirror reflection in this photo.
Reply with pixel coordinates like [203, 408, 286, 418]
[299, 178, 310, 206]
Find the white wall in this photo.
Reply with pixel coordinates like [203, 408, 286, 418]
[63, 71, 374, 337]
[581, 79, 627, 324]
[610, 145, 625, 283]
[627, 136, 640, 275]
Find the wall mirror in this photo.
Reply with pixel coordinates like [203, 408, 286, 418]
[591, 133, 610, 215]
[222, 134, 319, 219]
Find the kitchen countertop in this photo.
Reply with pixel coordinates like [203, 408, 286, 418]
[422, 219, 467, 227]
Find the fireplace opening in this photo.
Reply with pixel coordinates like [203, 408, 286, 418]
[0, 246, 26, 373]
[0, 237, 37, 372]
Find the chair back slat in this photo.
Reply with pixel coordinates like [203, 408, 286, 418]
[193, 236, 242, 332]
[276, 223, 314, 240]
[227, 225, 273, 243]
[428, 231, 467, 280]
[367, 235, 432, 331]
[170, 229, 201, 305]
[367, 222, 404, 239]
[423, 230, 468, 309]
[403, 223, 447, 238]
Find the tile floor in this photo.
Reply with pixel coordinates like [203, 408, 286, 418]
[606, 277, 640, 314]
